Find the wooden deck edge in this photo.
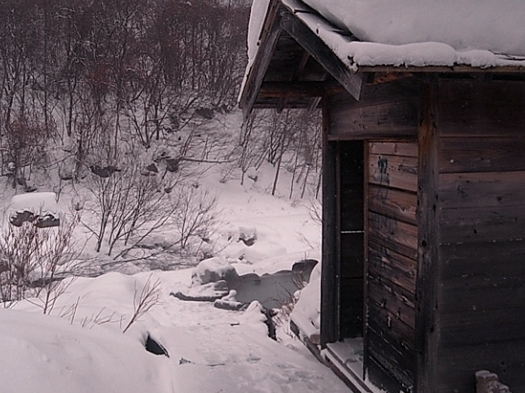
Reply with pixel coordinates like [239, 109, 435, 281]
[289, 318, 326, 364]
[322, 348, 376, 393]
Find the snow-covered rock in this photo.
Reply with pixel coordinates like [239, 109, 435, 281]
[191, 257, 239, 287]
[172, 280, 230, 302]
[290, 262, 321, 342]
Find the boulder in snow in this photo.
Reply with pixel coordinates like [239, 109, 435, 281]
[9, 192, 60, 228]
[191, 257, 239, 287]
[214, 290, 246, 311]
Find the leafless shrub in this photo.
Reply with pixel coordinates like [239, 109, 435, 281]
[122, 275, 161, 333]
[83, 158, 177, 256]
[307, 197, 322, 227]
[173, 185, 218, 253]
[0, 212, 82, 312]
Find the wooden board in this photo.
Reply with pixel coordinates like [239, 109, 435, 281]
[439, 204, 525, 244]
[367, 355, 412, 393]
[439, 304, 525, 346]
[369, 241, 417, 294]
[415, 79, 440, 392]
[368, 212, 418, 260]
[369, 141, 418, 158]
[440, 171, 525, 209]
[367, 330, 415, 391]
[368, 185, 417, 225]
[329, 82, 419, 140]
[440, 241, 525, 280]
[330, 100, 418, 140]
[321, 118, 339, 346]
[440, 137, 525, 173]
[438, 79, 525, 137]
[435, 339, 525, 393]
[368, 303, 416, 355]
[368, 154, 418, 192]
[368, 274, 416, 329]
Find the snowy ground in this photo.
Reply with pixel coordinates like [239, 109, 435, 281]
[0, 138, 349, 392]
[4, 269, 348, 393]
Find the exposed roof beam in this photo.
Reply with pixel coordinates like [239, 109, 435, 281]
[280, 10, 364, 101]
[276, 50, 311, 113]
[259, 81, 327, 98]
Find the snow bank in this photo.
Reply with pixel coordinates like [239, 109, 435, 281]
[9, 192, 58, 214]
[290, 262, 321, 339]
[0, 308, 165, 393]
[4, 268, 350, 393]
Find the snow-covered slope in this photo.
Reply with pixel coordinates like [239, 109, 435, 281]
[3, 268, 348, 393]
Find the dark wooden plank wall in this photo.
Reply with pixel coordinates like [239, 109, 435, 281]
[436, 79, 525, 392]
[366, 140, 418, 391]
[328, 79, 419, 140]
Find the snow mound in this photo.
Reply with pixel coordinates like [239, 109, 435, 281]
[290, 262, 321, 340]
[0, 308, 165, 393]
[191, 257, 239, 287]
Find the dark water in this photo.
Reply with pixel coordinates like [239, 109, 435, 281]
[232, 260, 317, 309]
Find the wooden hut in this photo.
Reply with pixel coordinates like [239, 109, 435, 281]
[239, 1, 525, 392]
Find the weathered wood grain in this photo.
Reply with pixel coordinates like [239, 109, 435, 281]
[329, 100, 418, 140]
[368, 274, 416, 329]
[321, 108, 339, 346]
[439, 205, 525, 243]
[435, 339, 525, 393]
[367, 356, 411, 393]
[368, 330, 415, 391]
[369, 241, 417, 294]
[440, 241, 525, 280]
[415, 79, 440, 392]
[369, 140, 418, 158]
[368, 212, 418, 260]
[368, 303, 416, 353]
[438, 79, 525, 137]
[368, 153, 418, 192]
[439, 299, 525, 345]
[368, 185, 417, 225]
[439, 137, 525, 173]
[440, 171, 525, 209]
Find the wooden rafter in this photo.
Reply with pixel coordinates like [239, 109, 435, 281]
[280, 10, 364, 101]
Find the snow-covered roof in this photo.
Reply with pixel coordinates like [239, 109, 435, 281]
[247, 0, 525, 70]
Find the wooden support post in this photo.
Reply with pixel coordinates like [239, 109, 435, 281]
[321, 96, 340, 346]
[415, 77, 440, 392]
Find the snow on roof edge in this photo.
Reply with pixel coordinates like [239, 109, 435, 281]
[282, 0, 525, 70]
[239, 0, 525, 109]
